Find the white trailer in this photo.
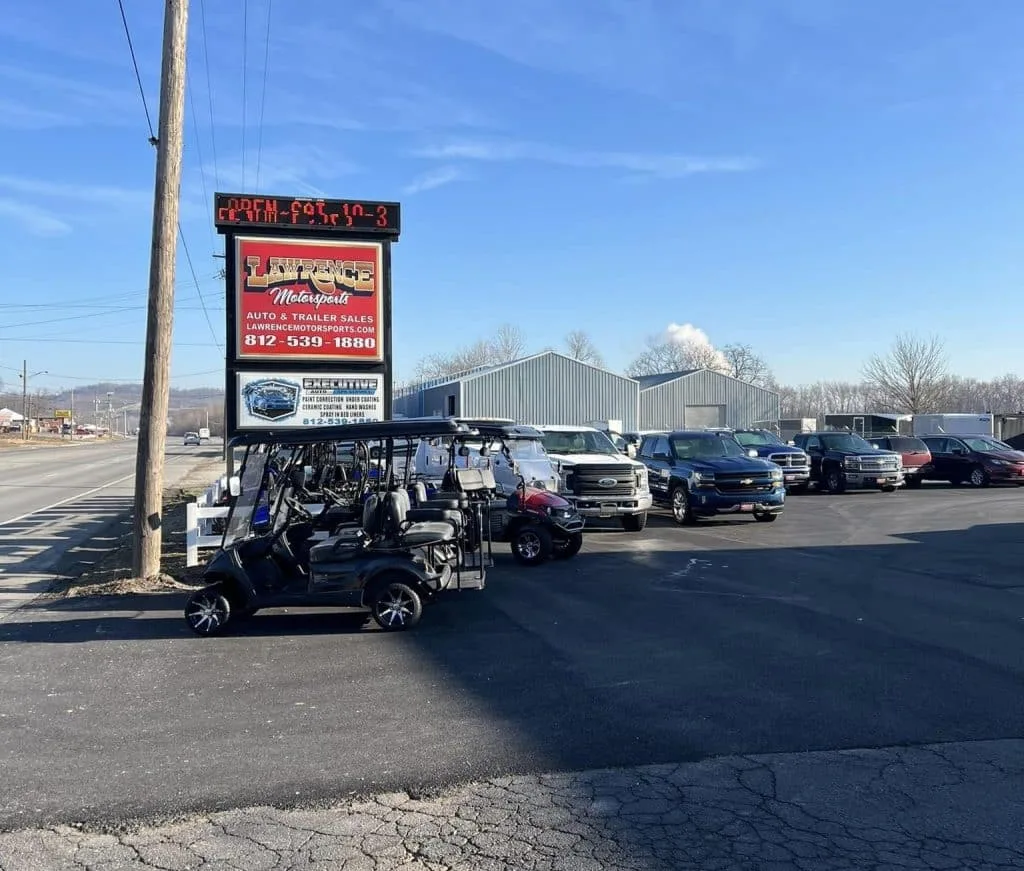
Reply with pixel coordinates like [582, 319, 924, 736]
[911, 413, 994, 437]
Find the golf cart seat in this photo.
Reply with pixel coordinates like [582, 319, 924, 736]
[308, 494, 381, 564]
[411, 482, 465, 522]
[452, 467, 497, 498]
[384, 490, 458, 547]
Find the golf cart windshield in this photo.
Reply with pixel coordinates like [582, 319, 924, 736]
[223, 447, 272, 544]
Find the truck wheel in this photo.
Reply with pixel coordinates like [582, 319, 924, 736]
[969, 466, 990, 488]
[670, 485, 697, 525]
[754, 512, 779, 523]
[511, 524, 553, 566]
[904, 476, 922, 489]
[823, 466, 846, 494]
[369, 578, 423, 631]
[621, 512, 647, 532]
[552, 532, 583, 559]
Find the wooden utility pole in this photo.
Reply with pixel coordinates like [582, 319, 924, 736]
[132, 0, 189, 579]
[20, 360, 27, 440]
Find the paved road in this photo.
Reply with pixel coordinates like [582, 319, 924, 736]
[0, 439, 223, 618]
[0, 483, 1022, 860]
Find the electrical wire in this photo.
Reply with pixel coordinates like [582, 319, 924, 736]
[178, 226, 225, 351]
[116, 0, 156, 141]
[255, 0, 273, 188]
[241, 0, 249, 188]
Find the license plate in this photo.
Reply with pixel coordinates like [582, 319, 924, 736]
[784, 473, 798, 480]
[599, 503, 615, 517]
[740, 503, 754, 511]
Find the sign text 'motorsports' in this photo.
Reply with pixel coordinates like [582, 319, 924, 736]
[234, 236, 384, 363]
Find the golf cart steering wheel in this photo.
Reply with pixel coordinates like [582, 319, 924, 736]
[283, 493, 315, 522]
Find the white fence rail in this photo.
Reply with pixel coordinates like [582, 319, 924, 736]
[185, 478, 327, 567]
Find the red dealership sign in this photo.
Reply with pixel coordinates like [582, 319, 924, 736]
[233, 235, 384, 362]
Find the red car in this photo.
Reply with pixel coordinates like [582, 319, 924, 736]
[868, 435, 932, 489]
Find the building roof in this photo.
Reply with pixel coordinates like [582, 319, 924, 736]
[634, 370, 699, 389]
[396, 350, 638, 397]
[0, 408, 24, 421]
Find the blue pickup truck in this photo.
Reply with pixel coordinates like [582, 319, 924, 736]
[637, 430, 785, 524]
[729, 428, 812, 493]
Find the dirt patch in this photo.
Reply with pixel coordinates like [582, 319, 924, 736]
[48, 459, 225, 599]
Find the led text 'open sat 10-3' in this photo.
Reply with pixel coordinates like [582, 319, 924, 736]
[214, 193, 401, 237]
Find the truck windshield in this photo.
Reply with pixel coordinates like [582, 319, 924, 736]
[541, 430, 619, 455]
[671, 435, 746, 459]
[734, 430, 782, 447]
[820, 433, 875, 452]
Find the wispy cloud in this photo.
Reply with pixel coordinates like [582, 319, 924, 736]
[402, 166, 467, 195]
[0, 64, 134, 129]
[415, 139, 759, 179]
[0, 198, 72, 237]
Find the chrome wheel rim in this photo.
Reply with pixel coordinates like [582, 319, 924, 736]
[517, 530, 542, 559]
[186, 593, 228, 634]
[375, 586, 415, 627]
[971, 468, 984, 486]
[672, 489, 687, 522]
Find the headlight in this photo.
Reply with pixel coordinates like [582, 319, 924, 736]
[844, 456, 857, 468]
[770, 469, 783, 481]
[987, 459, 1009, 466]
[693, 471, 715, 485]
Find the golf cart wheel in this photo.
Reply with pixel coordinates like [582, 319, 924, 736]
[511, 524, 553, 566]
[370, 579, 423, 631]
[969, 465, 990, 488]
[185, 585, 232, 637]
[621, 512, 647, 532]
[754, 512, 779, 523]
[552, 532, 583, 560]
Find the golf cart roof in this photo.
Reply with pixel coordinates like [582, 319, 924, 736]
[227, 418, 466, 448]
[453, 419, 545, 440]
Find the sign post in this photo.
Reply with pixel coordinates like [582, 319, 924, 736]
[214, 193, 401, 440]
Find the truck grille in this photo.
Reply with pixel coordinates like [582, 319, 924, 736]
[568, 464, 636, 498]
[768, 452, 809, 468]
[715, 472, 776, 493]
[853, 455, 899, 472]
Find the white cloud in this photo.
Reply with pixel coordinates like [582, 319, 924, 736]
[415, 139, 758, 179]
[664, 322, 729, 368]
[206, 145, 360, 196]
[402, 166, 466, 195]
[0, 198, 72, 236]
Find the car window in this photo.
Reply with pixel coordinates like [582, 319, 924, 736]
[670, 435, 745, 459]
[805, 436, 820, 450]
[639, 437, 656, 459]
[888, 437, 929, 453]
[962, 436, 1007, 453]
[733, 430, 781, 447]
[652, 437, 670, 457]
[923, 437, 947, 453]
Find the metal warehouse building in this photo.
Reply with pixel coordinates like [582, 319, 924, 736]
[638, 369, 780, 430]
[392, 351, 640, 430]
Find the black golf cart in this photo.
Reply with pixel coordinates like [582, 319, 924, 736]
[184, 419, 489, 636]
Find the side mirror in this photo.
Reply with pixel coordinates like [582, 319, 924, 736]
[787, 440, 795, 446]
[227, 475, 241, 497]
[747, 449, 758, 458]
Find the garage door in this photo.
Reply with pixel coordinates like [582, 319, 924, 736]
[684, 405, 726, 428]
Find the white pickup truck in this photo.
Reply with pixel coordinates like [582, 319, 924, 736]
[531, 424, 652, 531]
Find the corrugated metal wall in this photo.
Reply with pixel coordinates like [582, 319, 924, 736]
[462, 354, 639, 429]
[393, 382, 460, 418]
[640, 370, 780, 430]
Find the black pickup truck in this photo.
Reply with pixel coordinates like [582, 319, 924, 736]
[792, 431, 904, 493]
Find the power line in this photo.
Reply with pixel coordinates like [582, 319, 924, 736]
[241, 0, 248, 188]
[255, 0, 273, 188]
[178, 224, 224, 350]
[116, 0, 156, 143]
[198, 0, 220, 188]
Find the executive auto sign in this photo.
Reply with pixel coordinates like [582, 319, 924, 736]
[236, 371, 384, 429]
[234, 235, 384, 362]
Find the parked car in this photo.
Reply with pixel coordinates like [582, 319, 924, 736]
[792, 431, 903, 493]
[919, 435, 1024, 487]
[867, 435, 932, 488]
[730, 428, 812, 493]
[636, 430, 785, 524]
[183, 432, 201, 446]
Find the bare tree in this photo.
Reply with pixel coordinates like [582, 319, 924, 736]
[720, 343, 774, 387]
[626, 335, 728, 377]
[491, 323, 527, 362]
[564, 330, 605, 367]
[861, 334, 950, 413]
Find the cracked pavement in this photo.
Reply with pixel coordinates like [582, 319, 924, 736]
[2, 740, 1022, 870]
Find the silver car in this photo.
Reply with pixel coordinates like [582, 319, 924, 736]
[183, 432, 201, 446]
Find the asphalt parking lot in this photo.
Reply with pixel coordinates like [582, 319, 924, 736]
[0, 481, 1022, 831]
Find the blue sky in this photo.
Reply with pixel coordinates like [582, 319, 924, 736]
[0, 0, 1022, 393]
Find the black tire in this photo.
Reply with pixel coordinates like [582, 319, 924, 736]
[881, 484, 897, 492]
[969, 465, 990, 488]
[552, 531, 583, 559]
[670, 485, 697, 525]
[754, 512, 779, 523]
[185, 585, 232, 637]
[621, 512, 648, 532]
[511, 524, 553, 566]
[904, 475, 923, 489]
[369, 579, 423, 631]
[823, 465, 846, 494]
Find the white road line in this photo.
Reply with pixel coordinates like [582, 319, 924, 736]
[0, 472, 136, 528]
